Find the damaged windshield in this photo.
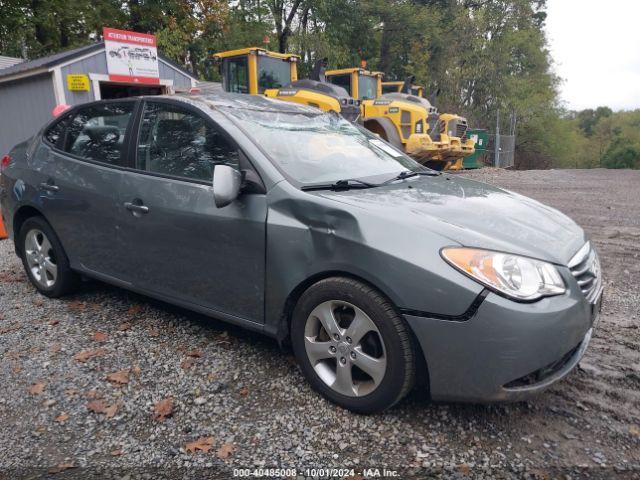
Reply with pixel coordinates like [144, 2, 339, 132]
[221, 107, 421, 185]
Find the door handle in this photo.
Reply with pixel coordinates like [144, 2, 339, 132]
[39, 182, 59, 192]
[124, 202, 149, 214]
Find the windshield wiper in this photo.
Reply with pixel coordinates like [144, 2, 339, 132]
[389, 169, 441, 182]
[301, 178, 379, 191]
[301, 169, 440, 192]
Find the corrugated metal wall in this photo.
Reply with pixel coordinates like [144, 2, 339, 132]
[0, 73, 56, 155]
[61, 52, 106, 105]
[158, 60, 193, 90]
[61, 51, 194, 105]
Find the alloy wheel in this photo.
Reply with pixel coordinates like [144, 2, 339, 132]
[303, 300, 387, 397]
[24, 229, 58, 289]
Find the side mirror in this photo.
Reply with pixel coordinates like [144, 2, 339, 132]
[213, 164, 242, 208]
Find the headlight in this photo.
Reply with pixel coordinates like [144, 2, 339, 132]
[442, 247, 566, 301]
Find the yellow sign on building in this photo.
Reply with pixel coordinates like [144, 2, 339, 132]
[66, 74, 90, 91]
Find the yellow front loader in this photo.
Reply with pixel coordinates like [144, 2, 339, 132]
[327, 69, 474, 170]
[324, 67, 447, 164]
[384, 78, 475, 170]
[213, 48, 361, 121]
[382, 81, 424, 98]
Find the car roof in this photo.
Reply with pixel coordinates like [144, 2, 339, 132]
[167, 91, 323, 115]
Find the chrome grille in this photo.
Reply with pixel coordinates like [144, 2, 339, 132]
[568, 242, 602, 303]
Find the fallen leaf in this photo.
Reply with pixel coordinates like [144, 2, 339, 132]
[630, 425, 640, 437]
[110, 449, 124, 456]
[91, 332, 108, 342]
[153, 397, 174, 422]
[127, 304, 143, 316]
[34, 298, 44, 307]
[67, 301, 86, 312]
[87, 399, 107, 414]
[104, 403, 118, 418]
[29, 382, 45, 395]
[0, 325, 20, 334]
[118, 322, 132, 332]
[185, 436, 214, 453]
[49, 343, 62, 354]
[84, 389, 100, 399]
[106, 369, 130, 385]
[181, 358, 195, 370]
[87, 399, 118, 418]
[458, 463, 471, 476]
[147, 327, 159, 337]
[55, 413, 69, 424]
[48, 463, 76, 474]
[74, 348, 107, 363]
[132, 364, 142, 375]
[239, 387, 249, 397]
[217, 443, 235, 459]
[48, 319, 59, 326]
[186, 349, 203, 358]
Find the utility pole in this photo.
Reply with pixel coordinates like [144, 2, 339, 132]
[494, 109, 500, 167]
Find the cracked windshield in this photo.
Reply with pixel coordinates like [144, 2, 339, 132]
[226, 108, 419, 184]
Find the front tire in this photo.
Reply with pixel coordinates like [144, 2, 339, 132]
[18, 216, 78, 298]
[291, 277, 416, 413]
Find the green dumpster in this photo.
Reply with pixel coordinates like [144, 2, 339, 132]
[464, 129, 488, 169]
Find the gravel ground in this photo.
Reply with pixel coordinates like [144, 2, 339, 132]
[0, 168, 639, 479]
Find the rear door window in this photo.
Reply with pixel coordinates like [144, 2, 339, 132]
[61, 102, 135, 165]
[136, 101, 240, 182]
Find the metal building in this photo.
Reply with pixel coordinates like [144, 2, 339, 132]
[0, 42, 197, 156]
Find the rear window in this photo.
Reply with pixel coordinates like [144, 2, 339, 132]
[44, 117, 68, 148]
[61, 102, 135, 165]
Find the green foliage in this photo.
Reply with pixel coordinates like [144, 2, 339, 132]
[602, 138, 640, 169]
[2, 0, 635, 168]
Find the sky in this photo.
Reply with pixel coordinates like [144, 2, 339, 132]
[545, 0, 640, 111]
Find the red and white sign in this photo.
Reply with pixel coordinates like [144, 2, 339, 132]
[103, 27, 160, 84]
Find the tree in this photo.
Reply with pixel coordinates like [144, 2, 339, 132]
[602, 137, 640, 169]
[266, 0, 306, 53]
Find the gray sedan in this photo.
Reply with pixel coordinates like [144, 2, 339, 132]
[0, 93, 602, 413]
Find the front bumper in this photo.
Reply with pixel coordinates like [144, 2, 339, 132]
[405, 286, 601, 402]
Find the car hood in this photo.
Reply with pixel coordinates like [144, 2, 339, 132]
[315, 175, 587, 266]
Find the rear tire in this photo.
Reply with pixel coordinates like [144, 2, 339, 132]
[364, 117, 403, 150]
[291, 277, 416, 413]
[18, 216, 78, 298]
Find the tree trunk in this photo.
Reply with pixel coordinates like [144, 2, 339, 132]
[129, 0, 142, 32]
[31, 0, 49, 50]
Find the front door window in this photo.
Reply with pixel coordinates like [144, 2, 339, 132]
[136, 102, 240, 182]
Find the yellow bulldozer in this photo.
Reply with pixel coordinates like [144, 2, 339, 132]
[326, 68, 474, 170]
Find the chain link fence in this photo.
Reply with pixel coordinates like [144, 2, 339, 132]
[470, 134, 516, 168]
[487, 134, 516, 168]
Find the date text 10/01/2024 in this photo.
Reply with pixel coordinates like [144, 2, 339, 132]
[232, 468, 400, 477]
